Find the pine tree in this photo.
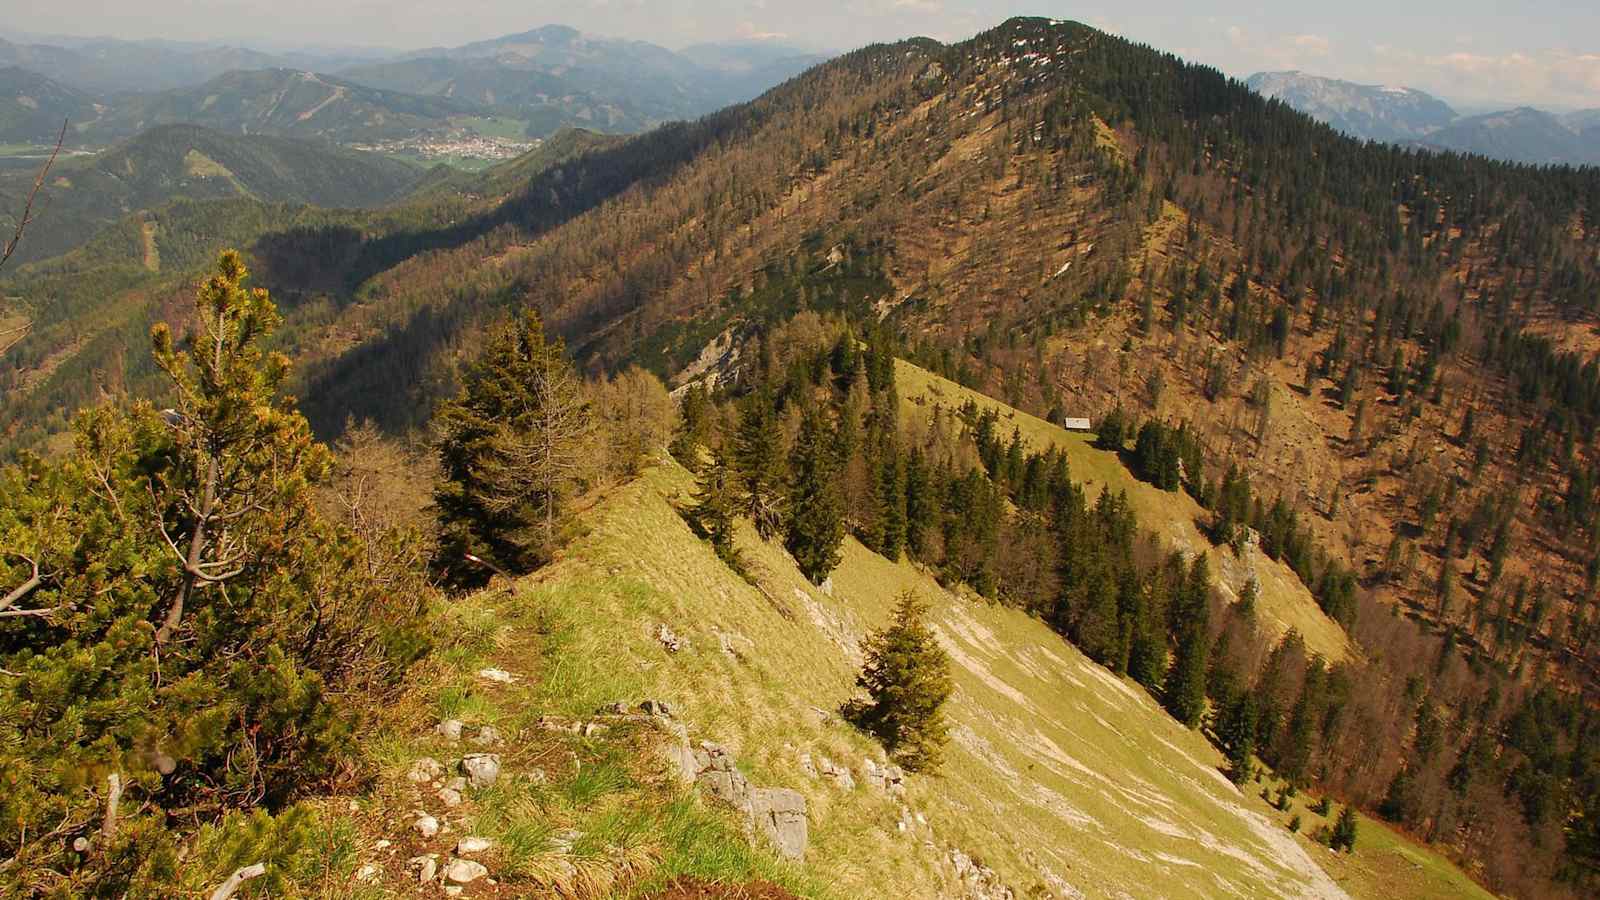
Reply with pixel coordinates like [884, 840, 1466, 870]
[904, 447, 933, 558]
[671, 381, 713, 467]
[786, 406, 845, 584]
[846, 593, 954, 772]
[433, 309, 591, 586]
[1164, 623, 1210, 727]
[876, 437, 907, 560]
[0, 251, 424, 889]
[733, 386, 787, 540]
[691, 450, 742, 571]
[1331, 805, 1359, 853]
[1218, 690, 1259, 784]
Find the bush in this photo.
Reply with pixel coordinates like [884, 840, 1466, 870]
[0, 252, 427, 894]
[844, 593, 954, 772]
[1288, 814, 1302, 833]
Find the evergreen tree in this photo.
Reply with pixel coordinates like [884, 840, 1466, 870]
[786, 406, 846, 584]
[1096, 404, 1128, 450]
[876, 437, 907, 560]
[0, 251, 425, 890]
[691, 450, 742, 572]
[434, 309, 591, 587]
[1164, 623, 1210, 727]
[1330, 805, 1359, 853]
[904, 447, 933, 558]
[1218, 690, 1259, 783]
[846, 593, 954, 772]
[671, 381, 713, 467]
[733, 386, 787, 540]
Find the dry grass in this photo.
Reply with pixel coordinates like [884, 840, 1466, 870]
[512, 454, 1362, 898]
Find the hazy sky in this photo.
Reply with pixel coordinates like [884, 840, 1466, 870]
[6, 1, 1598, 109]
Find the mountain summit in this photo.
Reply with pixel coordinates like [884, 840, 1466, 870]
[1245, 70, 1457, 141]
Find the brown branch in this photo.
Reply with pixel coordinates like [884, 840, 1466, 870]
[208, 862, 266, 900]
[100, 773, 122, 844]
[0, 556, 42, 612]
[0, 606, 59, 619]
[0, 118, 66, 274]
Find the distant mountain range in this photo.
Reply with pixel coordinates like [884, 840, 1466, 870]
[1246, 71, 1600, 166]
[0, 123, 427, 264]
[0, 27, 829, 149]
[340, 26, 826, 136]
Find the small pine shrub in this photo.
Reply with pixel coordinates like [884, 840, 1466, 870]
[844, 593, 954, 772]
[1288, 814, 1302, 833]
[1331, 805, 1359, 853]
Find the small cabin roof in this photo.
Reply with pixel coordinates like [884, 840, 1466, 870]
[1059, 417, 1092, 431]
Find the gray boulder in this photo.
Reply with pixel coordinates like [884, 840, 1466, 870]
[459, 753, 501, 789]
[752, 787, 808, 861]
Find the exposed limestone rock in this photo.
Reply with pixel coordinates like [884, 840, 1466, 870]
[470, 725, 503, 747]
[437, 787, 462, 808]
[413, 813, 439, 838]
[819, 756, 856, 790]
[948, 848, 1015, 900]
[410, 855, 438, 884]
[656, 622, 683, 652]
[538, 715, 583, 734]
[659, 738, 699, 785]
[475, 667, 516, 684]
[714, 627, 754, 659]
[443, 858, 488, 884]
[690, 742, 809, 861]
[798, 752, 819, 778]
[455, 836, 494, 855]
[752, 787, 808, 861]
[434, 719, 464, 741]
[406, 757, 444, 783]
[639, 698, 676, 719]
[459, 753, 501, 789]
[860, 758, 906, 796]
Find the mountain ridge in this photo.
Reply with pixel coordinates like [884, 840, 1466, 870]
[1247, 69, 1599, 165]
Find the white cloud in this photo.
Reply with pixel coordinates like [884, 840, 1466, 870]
[1371, 44, 1600, 107]
[1224, 25, 1333, 72]
[736, 22, 788, 41]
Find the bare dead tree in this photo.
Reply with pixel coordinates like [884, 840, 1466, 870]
[0, 119, 67, 356]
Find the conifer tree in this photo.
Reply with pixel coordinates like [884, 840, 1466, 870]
[1331, 805, 1359, 853]
[786, 406, 845, 584]
[846, 592, 954, 772]
[0, 251, 425, 889]
[691, 450, 741, 571]
[876, 437, 907, 560]
[434, 309, 591, 586]
[904, 447, 932, 558]
[1164, 623, 1210, 727]
[1218, 690, 1259, 783]
[733, 386, 787, 539]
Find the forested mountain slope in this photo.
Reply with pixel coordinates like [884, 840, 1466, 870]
[81, 68, 478, 145]
[0, 123, 425, 265]
[6, 17, 1600, 895]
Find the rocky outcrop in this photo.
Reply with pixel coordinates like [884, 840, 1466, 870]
[636, 699, 809, 861]
[948, 848, 1015, 900]
[692, 742, 809, 861]
[860, 758, 907, 796]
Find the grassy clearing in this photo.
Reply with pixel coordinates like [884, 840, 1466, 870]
[335, 538, 829, 898]
[506, 455, 1356, 898]
[1244, 776, 1496, 900]
[895, 359, 1353, 663]
[457, 116, 534, 141]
